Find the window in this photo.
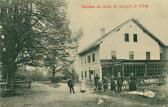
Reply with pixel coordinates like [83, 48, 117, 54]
[124, 64, 145, 77]
[133, 34, 138, 42]
[90, 70, 93, 74]
[111, 51, 117, 60]
[125, 33, 129, 42]
[146, 52, 150, 60]
[92, 53, 95, 62]
[147, 64, 164, 76]
[85, 71, 87, 78]
[85, 57, 86, 64]
[88, 55, 91, 63]
[129, 51, 134, 60]
[81, 71, 84, 79]
[160, 53, 164, 60]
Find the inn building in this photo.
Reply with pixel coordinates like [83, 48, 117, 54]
[78, 19, 168, 83]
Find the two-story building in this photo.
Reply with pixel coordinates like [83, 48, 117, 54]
[78, 19, 168, 82]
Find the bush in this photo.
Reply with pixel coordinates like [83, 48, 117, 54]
[15, 66, 50, 81]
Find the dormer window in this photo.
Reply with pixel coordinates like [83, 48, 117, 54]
[125, 33, 129, 42]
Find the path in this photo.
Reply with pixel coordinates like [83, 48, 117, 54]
[0, 82, 167, 107]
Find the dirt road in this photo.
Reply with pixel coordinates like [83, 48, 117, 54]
[0, 82, 167, 107]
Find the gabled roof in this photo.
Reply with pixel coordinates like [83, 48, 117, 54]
[79, 18, 166, 55]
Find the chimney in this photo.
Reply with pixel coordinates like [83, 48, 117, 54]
[100, 28, 105, 36]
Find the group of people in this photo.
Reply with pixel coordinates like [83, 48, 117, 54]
[94, 74, 109, 92]
[110, 75, 124, 93]
[67, 73, 137, 94]
[94, 73, 137, 93]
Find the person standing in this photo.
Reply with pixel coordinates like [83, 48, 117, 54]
[114, 79, 118, 93]
[129, 73, 137, 91]
[80, 79, 86, 93]
[67, 77, 75, 94]
[94, 74, 99, 90]
[117, 72, 123, 93]
[111, 75, 115, 92]
[97, 80, 102, 92]
[103, 77, 108, 92]
[117, 77, 122, 93]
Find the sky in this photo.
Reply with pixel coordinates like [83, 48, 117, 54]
[66, 0, 168, 50]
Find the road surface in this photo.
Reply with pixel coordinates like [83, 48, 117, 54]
[0, 82, 167, 107]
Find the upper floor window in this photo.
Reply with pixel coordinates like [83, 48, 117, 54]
[129, 51, 134, 60]
[88, 55, 91, 63]
[146, 52, 150, 60]
[133, 34, 138, 42]
[92, 53, 95, 62]
[160, 53, 164, 60]
[111, 51, 117, 60]
[125, 33, 129, 42]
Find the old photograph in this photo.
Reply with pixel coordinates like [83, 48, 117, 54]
[0, 0, 168, 107]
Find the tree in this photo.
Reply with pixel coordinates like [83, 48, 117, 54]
[0, 0, 70, 94]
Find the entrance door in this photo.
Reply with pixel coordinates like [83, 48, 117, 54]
[89, 70, 93, 81]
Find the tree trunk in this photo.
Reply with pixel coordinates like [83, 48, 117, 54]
[51, 69, 56, 83]
[4, 59, 16, 95]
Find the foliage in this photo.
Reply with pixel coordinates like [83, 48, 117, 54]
[16, 66, 50, 81]
[0, 0, 71, 92]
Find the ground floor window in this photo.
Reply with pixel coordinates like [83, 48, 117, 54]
[115, 65, 123, 77]
[102, 67, 115, 78]
[147, 64, 168, 76]
[85, 71, 87, 78]
[81, 71, 83, 79]
[124, 64, 145, 77]
[101, 61, 168, 78]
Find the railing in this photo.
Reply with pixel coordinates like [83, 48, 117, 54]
[87, 75, 168, 92]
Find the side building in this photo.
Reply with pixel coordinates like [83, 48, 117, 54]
[78, 19, 168, 83]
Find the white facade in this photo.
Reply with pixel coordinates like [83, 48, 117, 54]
[99, 21, 160, 60]
[79, 47, 102, 80]
[78, 19, 167, 80]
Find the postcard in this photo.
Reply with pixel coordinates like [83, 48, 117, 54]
[0, 0, 168, 107]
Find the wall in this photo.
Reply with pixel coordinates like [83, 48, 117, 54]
[79, 47, 102, 80]
[99, 21, 160, 60]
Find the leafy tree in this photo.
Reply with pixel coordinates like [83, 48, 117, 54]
[0, 0, 70, 94]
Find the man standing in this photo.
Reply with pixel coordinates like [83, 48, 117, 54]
[117, 77, 122, 93]
[103, 76, 108, 92]
[94, 74, 99, 90]
[117, 72, 123, 93]
[67, 77, 75, 94]
[97, 80, 102, 92]
[111, 75, 115, 92]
